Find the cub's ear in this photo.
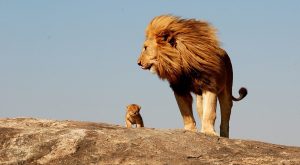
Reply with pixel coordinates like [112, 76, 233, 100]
[157, 30, 176, 47]
[138, 105, 141, 110]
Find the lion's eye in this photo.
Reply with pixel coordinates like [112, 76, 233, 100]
[144, 46, 147, 51]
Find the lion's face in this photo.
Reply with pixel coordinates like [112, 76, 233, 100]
[128, 110, 140, 117]
[127, 104, 141, 117]
[137, 28, 184, 83]
[137, 38, 158, 74]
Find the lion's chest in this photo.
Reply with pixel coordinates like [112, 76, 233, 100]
[169, 74, 217, 95]
[170, 78, 202, 95]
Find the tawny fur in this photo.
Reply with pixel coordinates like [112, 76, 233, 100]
[137, 15, 247, 137]
[125, 104, 144, 128]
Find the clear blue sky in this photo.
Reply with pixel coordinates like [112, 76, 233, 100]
[1, 1, 299, 146]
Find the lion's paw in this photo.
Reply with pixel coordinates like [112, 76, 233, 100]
[184, 123, 197, 132]
[202, 130, 219, 137]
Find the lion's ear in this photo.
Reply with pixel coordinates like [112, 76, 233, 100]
[157, 30, 176, 47]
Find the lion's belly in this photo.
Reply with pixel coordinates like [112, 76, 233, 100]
[169, 74, 221, 96]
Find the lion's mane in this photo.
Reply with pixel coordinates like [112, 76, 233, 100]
[145, 15, 226, 94]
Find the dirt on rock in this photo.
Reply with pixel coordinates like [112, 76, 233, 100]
[0, 118, 299, 165]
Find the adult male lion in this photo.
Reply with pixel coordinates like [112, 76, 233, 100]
[137, 15, 247, 138]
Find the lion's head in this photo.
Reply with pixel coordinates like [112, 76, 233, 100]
[126, 104, 141, 117]
[137, 15, 224, 85]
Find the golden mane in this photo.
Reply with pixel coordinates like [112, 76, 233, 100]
[145, 15, 226, 93]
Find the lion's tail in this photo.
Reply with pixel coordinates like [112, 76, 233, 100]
[232, 87, 248, 101]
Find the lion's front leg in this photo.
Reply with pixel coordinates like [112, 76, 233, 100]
[201, 91, 218, 136]
[174, 92, 197, 132]
[126, 120, 132, 128]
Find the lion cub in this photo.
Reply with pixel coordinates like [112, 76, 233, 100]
[125, 104, 144, 128]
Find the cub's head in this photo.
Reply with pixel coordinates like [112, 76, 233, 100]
[137, 15, 183, 82]
[126, 104, 141, 116]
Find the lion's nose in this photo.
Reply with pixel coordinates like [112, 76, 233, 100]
[137, 59, 142, 66]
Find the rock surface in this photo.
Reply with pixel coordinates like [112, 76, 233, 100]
[0, 118, 299, 165]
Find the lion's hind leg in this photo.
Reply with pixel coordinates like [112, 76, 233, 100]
[196, 94, 204, 126]
[219, 90, 233, 138]
[201, 91, 218, 136]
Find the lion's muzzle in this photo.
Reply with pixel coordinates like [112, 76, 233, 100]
[137, 58, 152, 70]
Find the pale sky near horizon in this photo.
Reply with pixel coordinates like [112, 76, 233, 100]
[1, 1, 300, 146]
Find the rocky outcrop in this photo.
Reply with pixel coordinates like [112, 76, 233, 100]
[0, 118, 299, 164]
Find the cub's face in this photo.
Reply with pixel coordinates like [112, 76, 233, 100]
[126, 104, 141, 116]
[137, 38, 158, 74]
